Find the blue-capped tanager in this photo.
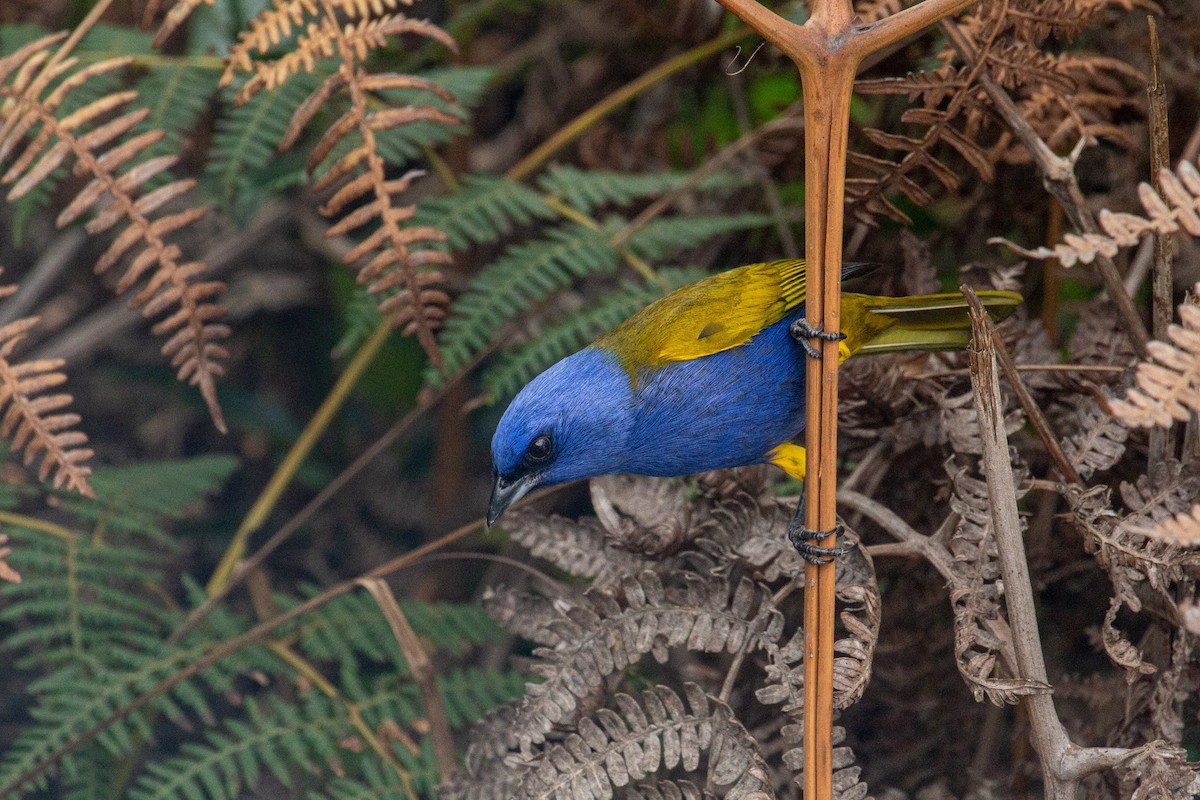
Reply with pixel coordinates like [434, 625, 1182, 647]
[489, 259, 1021, 560]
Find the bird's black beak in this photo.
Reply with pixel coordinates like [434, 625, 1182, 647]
[487, 472, 538, 527]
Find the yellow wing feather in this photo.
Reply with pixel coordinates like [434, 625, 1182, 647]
[598, 259, 808, 375]
[595, 258, 1022, 380]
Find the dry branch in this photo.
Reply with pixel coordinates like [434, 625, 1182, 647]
[705, 2, 978, 796]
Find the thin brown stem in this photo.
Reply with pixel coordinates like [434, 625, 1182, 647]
[1147, 15, 1176, 466]
[706, 2, 980, 796]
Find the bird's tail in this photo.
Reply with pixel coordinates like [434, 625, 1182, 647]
[850, 290, 1023, 355]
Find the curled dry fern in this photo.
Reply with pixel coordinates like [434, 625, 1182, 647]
[0, 33, 229, 430]
[222, 1, 461, 367]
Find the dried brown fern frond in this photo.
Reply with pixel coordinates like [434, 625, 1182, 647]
[1061, 394, 1129, 481]
[0, 533, 20, 583]
[758, 629, 874, 799]
[0, 34, 229, 430]
[1116, 739, 1200, 799]
[1066, 462, 1200, 673]
[0, 317, 95, 498]
[0, 270, 93, 497]
[849, 0, 1145, 225]
[446, 685, 771, 800]
[756, 534, 880, 711]
[223, 2, 459, 365]
[223, 0, 414, 88]
[1006, 0, 1160, 42]
[500, 507, 657, 587]
[1109, 297, 1200, 428]
[945, 456, 1050, 704]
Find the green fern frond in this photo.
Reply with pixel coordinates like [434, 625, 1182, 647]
[416, 174, 554, 250]
[432, 222, 623, 382]
[0, 533, 173, 669]
[59, 744, 113, 800]
[76, 23, 155, 59]
[284, 589, 501, 669]
[127, 668, 524, 800]
[537, 166, 749, 214]
[436, 668, 529, 728]
[128, 693, 357, 800]
[0, 639, 252, 795]
[203, 73, 320, 215]
[52, 455, 239, 544]
[418, 65, 495, 111]
[482, 267, 705, 400]
[624, 213, 774, 262]
[131, 64, 216, 184]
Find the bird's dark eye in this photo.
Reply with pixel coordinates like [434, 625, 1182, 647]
[527, 435, 552, 462]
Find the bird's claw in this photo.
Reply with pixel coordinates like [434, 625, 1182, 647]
[790, 319, 846, 359]
[787, 521, 849, 565]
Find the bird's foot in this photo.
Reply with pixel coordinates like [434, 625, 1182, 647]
[789, 319, 846, 359]
[787, 521, 849, 565]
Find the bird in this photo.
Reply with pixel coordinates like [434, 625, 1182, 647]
[488, 259, 1021, 561]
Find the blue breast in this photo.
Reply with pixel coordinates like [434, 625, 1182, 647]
[617, 309, 807, 476]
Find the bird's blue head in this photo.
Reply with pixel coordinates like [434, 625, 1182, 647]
[488, 347, 634, 525]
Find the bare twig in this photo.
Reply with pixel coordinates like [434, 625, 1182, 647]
[966, 286, 1073, 797]
[942, 19, 1151, 354]
[358, 578, 457, 783]
[0, 230, 86, 327]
